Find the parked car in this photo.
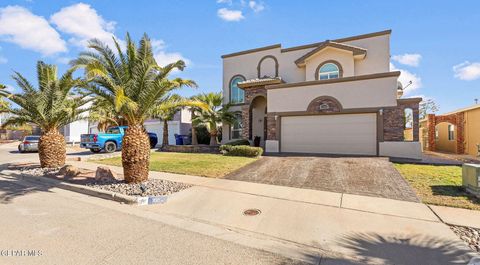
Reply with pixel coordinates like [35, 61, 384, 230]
[80, 126, 158, 153]
[18, 135, 40, 153]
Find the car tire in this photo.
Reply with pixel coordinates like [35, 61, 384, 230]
[104, 141, 117, 153]
[90, 148, 101, 153]
[150, 140, 157, 149]
[18, 145, 24, 153]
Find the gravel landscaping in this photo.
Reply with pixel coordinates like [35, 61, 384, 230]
[450, 225, 480, 253]
[16, 165, 192, 197]
[87, 179, 192, 197]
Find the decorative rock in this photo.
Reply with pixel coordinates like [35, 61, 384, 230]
[95, 167, 118, 183]
[59, 165, 81, 178]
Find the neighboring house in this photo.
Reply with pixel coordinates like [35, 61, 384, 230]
[86, 108, 192, 146]
[221, 29, 421, 159]
[62, 119, 90, 143]
[420, 104, 480, 156]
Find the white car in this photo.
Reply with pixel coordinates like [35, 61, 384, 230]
[18, 135, 40, 153]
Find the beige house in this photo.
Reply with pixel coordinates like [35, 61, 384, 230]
[221, 30, 422, 159]
[420, 104, 480, 156]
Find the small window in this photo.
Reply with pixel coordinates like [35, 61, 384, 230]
[106, 127, 121, 134]
[448, 125, 455, 141]
[231, 113, 243, 139]
[230, 76, 245, 104]
[435, 128, 439, 140]
[319, 63, 340, 80]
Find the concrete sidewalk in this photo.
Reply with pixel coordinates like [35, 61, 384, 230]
[71, 161, 478, 264]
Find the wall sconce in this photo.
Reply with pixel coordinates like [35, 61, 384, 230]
[379, 109, 383, 115]
[274, 115, 278, 120]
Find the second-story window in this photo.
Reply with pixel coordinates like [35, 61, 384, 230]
[318, 63, 340, 80]
[230, 75, 245, 104]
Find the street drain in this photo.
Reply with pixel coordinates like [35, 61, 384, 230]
[243, 208, 261, 216]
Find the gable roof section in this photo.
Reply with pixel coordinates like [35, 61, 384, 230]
[294, 41, 367, 67]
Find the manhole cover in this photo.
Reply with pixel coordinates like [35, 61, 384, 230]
[243, 208, 261, 216]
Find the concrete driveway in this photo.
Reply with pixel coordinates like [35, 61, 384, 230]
[225, 156, 419, 202]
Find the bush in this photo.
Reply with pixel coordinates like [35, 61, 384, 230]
[220, 145, 263, 157]
[224, 139, 250, 146]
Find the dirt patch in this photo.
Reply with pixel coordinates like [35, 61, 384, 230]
[225, 156, 419, 202]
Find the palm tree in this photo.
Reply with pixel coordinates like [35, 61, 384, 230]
[152, 94, 205, 147]
[192, 92, 235, 146]
[0, 62, 87, 167]
[73, 33, 196, 183]
[88, 97, 125, 132]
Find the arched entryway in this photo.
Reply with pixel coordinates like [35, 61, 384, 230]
[249, 96, 267, 146]
[426, 113, 465, 154]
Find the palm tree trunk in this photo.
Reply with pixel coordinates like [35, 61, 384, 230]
[191, 110, 198, 145]
[191, 126, 198, 145]
[162, 120, 169, 147]
[209, 128, 218, 146]
[38, 129, 66, 168]
[122, 125, 150, 183]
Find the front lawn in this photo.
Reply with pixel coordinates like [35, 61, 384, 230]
[395, 164, 480, 210]
[96, 152, 258, 178]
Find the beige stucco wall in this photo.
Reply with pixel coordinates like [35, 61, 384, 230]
[465, 108, 480, 156]
[267, 76, 398, 113]
[435, 122, 456, 153]
[344, 34, 390, 75]
[223, 47, 281, 104]
[304, 47, 354, 81]
[222, 33, 391, 105]
[379, 141, 422, 159]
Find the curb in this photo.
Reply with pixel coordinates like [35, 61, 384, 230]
[17, 173, 169, 205]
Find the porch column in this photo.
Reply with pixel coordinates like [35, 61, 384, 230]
[456, 112, 465, 154]
[427, 114, 436, 151]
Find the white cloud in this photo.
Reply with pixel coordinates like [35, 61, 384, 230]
[151, 39, 191, 69]
[453, 61, 480, 81]
[217, 8, 244, 22]
[392, 53, 422, 67]
[56, 57, 71, 65]
[0, 56, 7, 64]
[50, 3, 118, 49]
[217, 0, 232, 4]
[248, 1, 265, 12]
[390, 63, 422, 96]
[0, 6, 67, 56]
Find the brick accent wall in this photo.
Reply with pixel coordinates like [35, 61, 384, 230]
[306, 97, 342, 113]
[426, 112, 465, 154]
[383, 100, 420, 142]
[241, 85, 267, 140]
[266, 114, 277, 140]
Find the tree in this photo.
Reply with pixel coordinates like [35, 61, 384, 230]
[73, 33, 196, 183]
[420, 98, 439, 119]
[191, 92, 235, 146]
[152, 94, 205, 147]
[88, 97, 125, 132]
[0, 62, 87, 167]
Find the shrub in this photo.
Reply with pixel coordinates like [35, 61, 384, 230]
[220, 145, 263, 157]
[224, 139, 250, 146]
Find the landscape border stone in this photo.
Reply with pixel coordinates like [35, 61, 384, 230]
[18, 172, 172, 205]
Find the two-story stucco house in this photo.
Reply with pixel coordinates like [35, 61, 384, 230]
[221, 30, 422, 159]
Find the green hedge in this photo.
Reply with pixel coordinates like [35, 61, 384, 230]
[223, 139, 250, 146]
[219, 145, 263, 157]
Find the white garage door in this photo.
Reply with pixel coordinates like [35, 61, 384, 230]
[281, 113, 377, 155]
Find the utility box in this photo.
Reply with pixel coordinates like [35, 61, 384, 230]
[462, 163, 480, 198]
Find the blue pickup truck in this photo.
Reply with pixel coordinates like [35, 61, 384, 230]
[80, 126, 158, 153]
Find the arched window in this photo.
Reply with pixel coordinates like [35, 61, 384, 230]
[318, 63, 340, 80]
[230, 76, 245, 104]
[231, 112, 243, 139]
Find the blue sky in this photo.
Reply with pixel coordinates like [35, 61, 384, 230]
[0, 0, 479, 113]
